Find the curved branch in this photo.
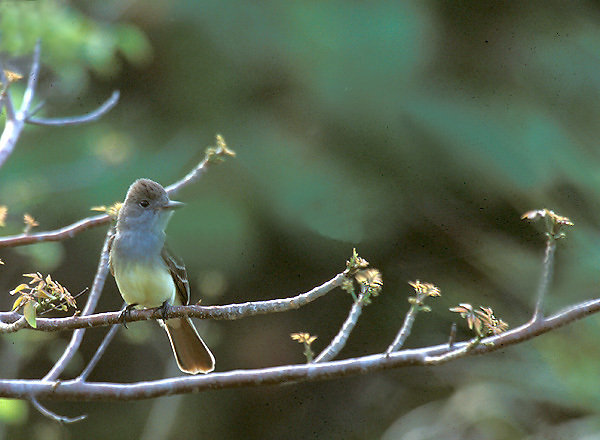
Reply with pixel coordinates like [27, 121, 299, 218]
[0, 316, 28, 333]
[25, 91, 120, 127]
[314, 292, 366, 363]
[0, 297, 598, 401]
[76, 323, 120, 382]
[30, 397, 86, 423]
[0, 135, 233, 249]
[0, 214, 110, 248]
[532, 238, 556, 322]
[20, 40, 41, 115]
[43, 227, 114, 381]
[0, 273, 347, 333]
[166, 135, 234, 197]
[0, 67, 16, 121]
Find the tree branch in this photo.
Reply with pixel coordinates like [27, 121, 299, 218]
[0, 135, 233, 250]
[0, 297, 598, 401]
[0, 52, 18, 121]
[25, 91, 120, 127]
[0, 316, 28, 333]
[20, 40, 41, 116]
[0, 43, 120, 170]
[165, 135, 232, 197]
[76, 323, 120, 382]
[532, 238, 556, 322]
[42, 227, 113, 381]
[30, 396, 86, 423]
[314, 292, 366, 363]
[0, 214, 110, 248]
[0, 41, 39, 169]
[386, 300, 419, 354]
[0, 272, 347, 333]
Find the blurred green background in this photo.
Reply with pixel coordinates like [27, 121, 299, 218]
[2, 0, 600, 438]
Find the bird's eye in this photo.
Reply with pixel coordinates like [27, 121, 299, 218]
[139, 200, 150, 208]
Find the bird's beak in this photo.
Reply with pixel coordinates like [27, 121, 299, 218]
[164, 200, 185, 210]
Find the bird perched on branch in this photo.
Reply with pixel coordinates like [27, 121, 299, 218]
[109, 178, 215, 374]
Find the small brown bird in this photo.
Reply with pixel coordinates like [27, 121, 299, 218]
[108, 178, 215, 374]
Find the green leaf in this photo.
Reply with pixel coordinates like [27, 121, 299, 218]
[10, 283, 28, 295]
[11, 295, 24, 312]
[23, 301, 36, 328]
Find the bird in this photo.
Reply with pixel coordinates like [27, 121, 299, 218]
[108, 178, 215, 374]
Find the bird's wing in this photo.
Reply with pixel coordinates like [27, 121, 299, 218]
[107, 232, 116, 276]
[161, 245, 191, 306]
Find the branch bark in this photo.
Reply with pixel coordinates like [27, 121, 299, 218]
[0, 273, 347, 333]
[0, 297, 598, 401]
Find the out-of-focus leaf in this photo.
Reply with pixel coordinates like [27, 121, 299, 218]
[0, 398, 28, 424]
[0, 0, 150, 92]
[14, 242, 64, 273]
[115, 25, 152, 65]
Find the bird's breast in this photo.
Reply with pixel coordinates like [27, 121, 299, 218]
[114, 262, 176, 309]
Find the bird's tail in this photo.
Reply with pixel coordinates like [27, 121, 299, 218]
[163, 317, 215, 374]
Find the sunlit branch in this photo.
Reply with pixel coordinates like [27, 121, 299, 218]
[0, 316, 27, 333]
[25, 91, 120, 127]
[166, 134, 234, 197]
[0, 42, 119, 170]
[0, 273, 347, 333]
[0, 214, 110, 248]
[20, 40, 41, 116]
[313, 292, 366, 363]
[76, 323, 120, 382]
[42, 228, 113, 381]
[532, 238, 556, 322]
[0, 65, 16, 121]
[1, 296, 599, 401]
[30, 396, 86, 423]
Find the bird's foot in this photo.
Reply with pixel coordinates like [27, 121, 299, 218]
[119, 303, 138, 329]
[159, 300, 172, 320]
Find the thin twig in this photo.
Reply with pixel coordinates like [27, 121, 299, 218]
[0, 273, 347, 333]
[27, 100, 45, 118]
[0, 43, 120, 170]
[0, 82, 19, 169]
[424, 336, 481, 365]
[313, 293, 366, 363]
[20, 40, 41, 115]
[448, 322, 457, 348]
[386, 302, 420, 354]
[0, 134, 231, 249]
[166, 134, 233, 197]
[165, 158, 212, 197]
[0, 41, 40, 170]
[26, 90, 120, 126]
[42, 228, 113, 381]
[532, 237, 556, 322]
[30, 396, 87, 423]
[0, 62, 16, 121]
[0, 214, 110, 248]
[76, 323, 120, 382]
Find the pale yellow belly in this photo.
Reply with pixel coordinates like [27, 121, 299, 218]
[114, 264, 176, 308]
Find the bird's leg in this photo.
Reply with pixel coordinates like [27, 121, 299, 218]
[119, 303, 138, 329]
[159, 300, 172, 320]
